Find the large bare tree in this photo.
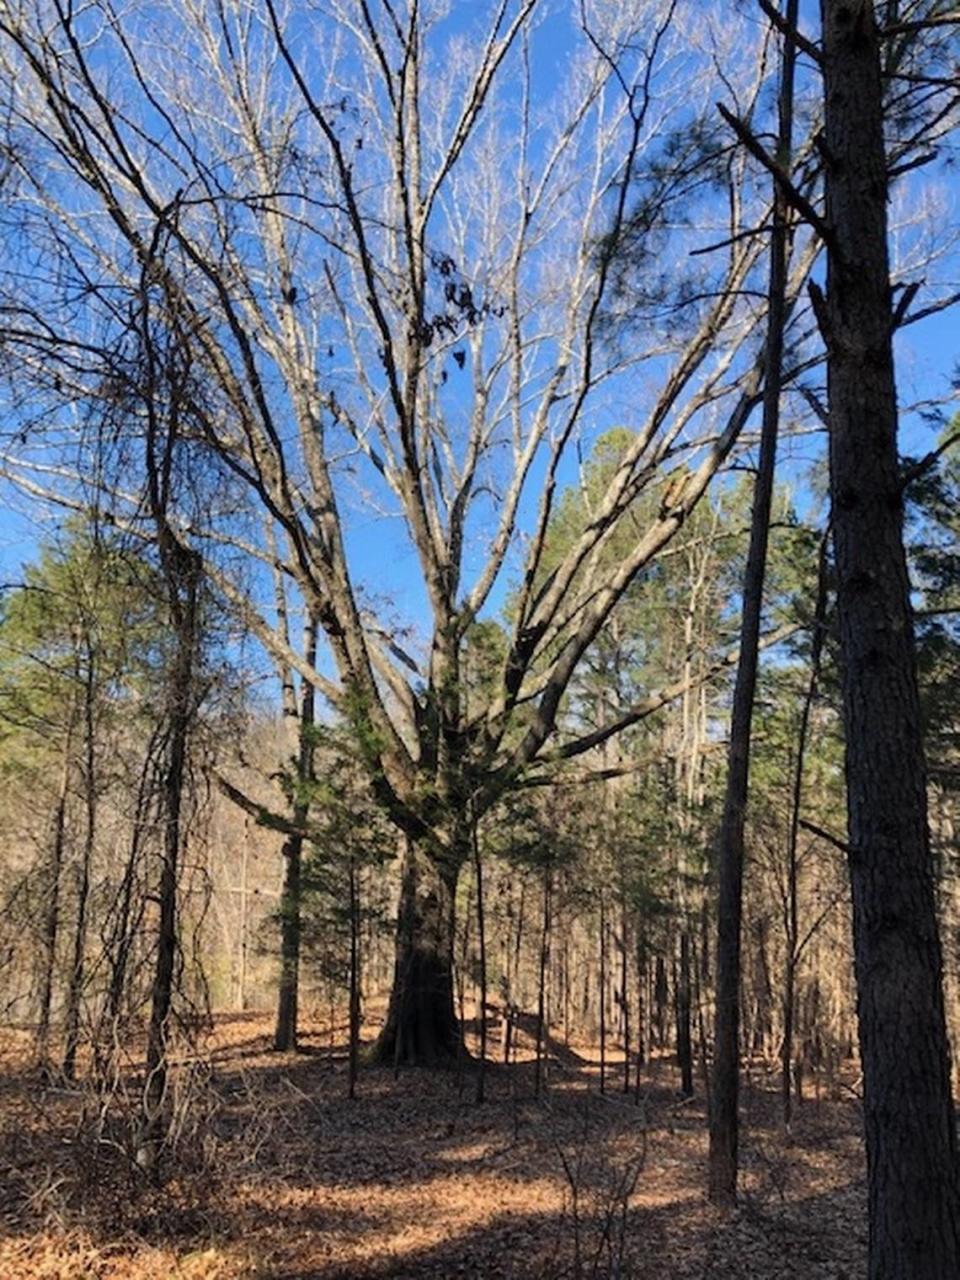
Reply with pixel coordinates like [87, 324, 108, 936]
[0, 0, 820, 1063]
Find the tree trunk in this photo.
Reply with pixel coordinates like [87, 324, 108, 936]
[372, 834, 463, 1067]
[273, 831, 303, 1049]
[473, 813, 488, 1103]
[62, 644, 97, 1081]
[621, 901, 630, 1094]
[274, 613, 317, 1052]
[708, 0, 798, 1205]
[675, 929, 694, 1098]
[599, 891, 607, 1093]
[654, 954, 668, 1051]
[36, 702, 75, 1067]
[534, 866, 551, 1098]
[783, 540, 828, 1131]
[137, 546, 200, 1173]
[348, 858, 360, 1099]
[818, 3, 960, 1272]
[107, 732, 159, 1027]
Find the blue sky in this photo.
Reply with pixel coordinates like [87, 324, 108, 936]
[1, 0, 957, 661]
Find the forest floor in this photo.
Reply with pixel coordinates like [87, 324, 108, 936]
[0, 1010, 867, 1279]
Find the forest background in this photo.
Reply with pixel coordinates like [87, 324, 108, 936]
[0, 1, 958, 1277]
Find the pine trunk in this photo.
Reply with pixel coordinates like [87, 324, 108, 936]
[819, 3, 960, 1272]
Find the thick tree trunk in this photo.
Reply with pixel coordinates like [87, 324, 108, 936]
[372, 834, 464, 1067]
[818, 4, 960, 1273]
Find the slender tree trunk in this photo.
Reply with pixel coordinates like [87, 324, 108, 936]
[708, 0, 798, 1205]
[534, 865, 551, 1098]
[36, 700, 76, 1067]
[473, 813, 488, 1103]
[137, 546, 200, 1172]
[816, 4, 960, 1271]
[107, 732, 160, 1027]
[675, 929, 694, 1098]
[456, 874, 472, 1097]
[348, 858, 360, 1099]
[635, 934, 647, 1072]
[563, 929, 571, 1048]
[654, 954, 667, 1051]
[599, 891, 607, 1093]
[634, 949, 645, 1105]
[621, 905, 630, 1094]
[63, 645, 97, 1081]
[503, 876, 527, 1065]
[274, 614, 317, 1052]
[782, 540, 828, 1130]
[372, 833, 464, 1067]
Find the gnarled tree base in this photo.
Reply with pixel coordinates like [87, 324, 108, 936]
[371, 835, 465, 1068]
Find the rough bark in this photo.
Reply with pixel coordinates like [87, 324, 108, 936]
[372, 834, 464, 1067]
[818, 2, 960, 1272]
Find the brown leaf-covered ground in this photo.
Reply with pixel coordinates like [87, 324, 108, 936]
[0, 1012, 867, 1278]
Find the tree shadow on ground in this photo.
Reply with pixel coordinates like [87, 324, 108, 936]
[0, 1013, 866, 1278]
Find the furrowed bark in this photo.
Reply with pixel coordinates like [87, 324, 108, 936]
[372, 833, 464, 1068]
[818, 2, 960, 1272]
